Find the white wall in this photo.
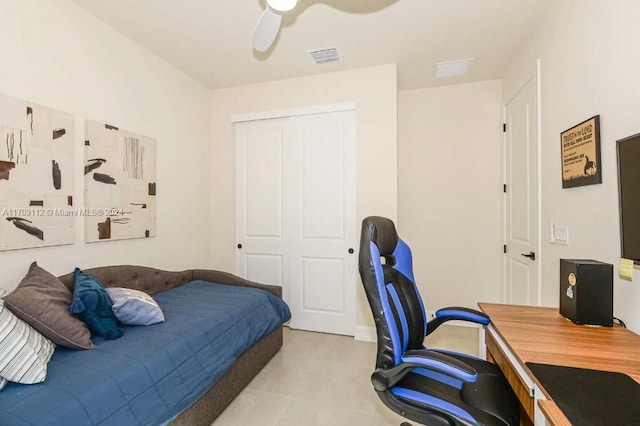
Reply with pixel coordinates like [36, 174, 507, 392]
[210, 64, 398, 328]
[399, 80, 503, 313]
[0, 0, 212, 290]
[504, 0, 640, 331]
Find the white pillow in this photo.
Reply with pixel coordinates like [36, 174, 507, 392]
[0, 302, 55, 386]
[106, 288, 165, 325]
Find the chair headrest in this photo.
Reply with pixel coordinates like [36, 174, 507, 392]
[361, 216, 399, 256]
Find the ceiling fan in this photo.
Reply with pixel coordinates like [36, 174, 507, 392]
[253, 0, 299, 52]
[252, 0, 399, 52]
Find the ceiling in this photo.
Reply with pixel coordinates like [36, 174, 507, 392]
[69, 0, 555, 90]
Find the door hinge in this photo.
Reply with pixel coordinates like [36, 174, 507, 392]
[503, 184, 507, 193]
[503, 245, 507, 254]
[503, 123, 507, 132]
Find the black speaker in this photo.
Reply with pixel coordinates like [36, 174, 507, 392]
[559, 259, 613, 326]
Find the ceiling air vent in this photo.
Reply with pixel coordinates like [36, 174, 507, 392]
[308, 47, 340, 64]
[435, 58, 474, 78]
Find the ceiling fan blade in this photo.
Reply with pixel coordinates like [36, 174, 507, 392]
[253, 6, 283, 52]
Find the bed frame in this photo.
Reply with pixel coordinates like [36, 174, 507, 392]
[58, 266, 284, 425]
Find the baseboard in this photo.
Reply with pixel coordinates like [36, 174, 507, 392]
[354, 326, 377, 342]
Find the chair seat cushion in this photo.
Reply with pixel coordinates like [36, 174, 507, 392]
[390, 352, 519, 426]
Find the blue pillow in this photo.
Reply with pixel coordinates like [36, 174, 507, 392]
[69, 268, 123, 340]
[106, 288, 165, 325]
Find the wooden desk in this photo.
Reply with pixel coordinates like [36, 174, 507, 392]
[478, 303, 640, 426]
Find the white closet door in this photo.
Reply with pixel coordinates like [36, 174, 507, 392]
[235, 110, 357, 335]
[286, 111, 357, 335]
[235, 118, 288, 290]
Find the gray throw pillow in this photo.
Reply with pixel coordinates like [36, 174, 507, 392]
[106, 288, 165, 325]
[3, 262, 94, 350]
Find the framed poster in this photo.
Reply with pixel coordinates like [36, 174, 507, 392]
[84, 120, 156, 242]
[561, 115, 602, 188]
[0, 94, 75, 251]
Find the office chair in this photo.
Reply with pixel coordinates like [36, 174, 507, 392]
[358, 216, 519, 426]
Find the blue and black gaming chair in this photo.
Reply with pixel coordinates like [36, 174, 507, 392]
[358, 216, 519, 426]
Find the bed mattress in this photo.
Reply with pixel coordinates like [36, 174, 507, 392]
[0, 280, 291, 425]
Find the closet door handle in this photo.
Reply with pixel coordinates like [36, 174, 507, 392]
[521, 251, 535, 261]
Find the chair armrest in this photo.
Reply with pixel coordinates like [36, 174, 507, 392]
[426, 307, 490, 336]
[371, 350, 477, 392]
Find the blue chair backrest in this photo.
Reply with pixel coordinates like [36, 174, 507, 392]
[359, 216, 428, 369]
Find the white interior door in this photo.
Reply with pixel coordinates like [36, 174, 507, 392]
[286, 112, 356, 335]
[235, 118, 288, 289]
[235, 110, 357, 335]
[504, 73, 540, 305]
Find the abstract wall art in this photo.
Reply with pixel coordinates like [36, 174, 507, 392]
[0, 94, 75, 251]
[84, 120, 156, 242]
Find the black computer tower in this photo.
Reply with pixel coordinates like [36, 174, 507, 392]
[559, 259, 613, 326]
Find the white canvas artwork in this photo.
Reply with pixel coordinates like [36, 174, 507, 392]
[0, 94, 75, 251]
[84, 120, 156, 242]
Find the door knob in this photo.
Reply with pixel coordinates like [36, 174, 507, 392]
[237, 244, 243, 249]
[521, 251, 536, 261]
[348, 248, 354, 254]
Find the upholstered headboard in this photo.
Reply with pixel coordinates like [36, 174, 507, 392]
[58, 265, 281, 298]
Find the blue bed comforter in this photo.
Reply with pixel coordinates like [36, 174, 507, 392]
[0, 280, 291, 425]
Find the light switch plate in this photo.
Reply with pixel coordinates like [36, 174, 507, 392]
[554, 225, 569, 245]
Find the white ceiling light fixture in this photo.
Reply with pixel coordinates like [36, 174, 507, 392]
[435, 58, 475, 79]
[267, 0, 298, 12]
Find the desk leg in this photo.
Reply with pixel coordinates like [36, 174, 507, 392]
[485, 329, 535, 425]
[534, 384, 546, 426]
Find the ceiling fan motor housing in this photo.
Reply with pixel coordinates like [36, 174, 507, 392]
[267, 0, 298, 12]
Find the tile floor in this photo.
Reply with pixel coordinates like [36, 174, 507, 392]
[212, 325, 480, 426]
